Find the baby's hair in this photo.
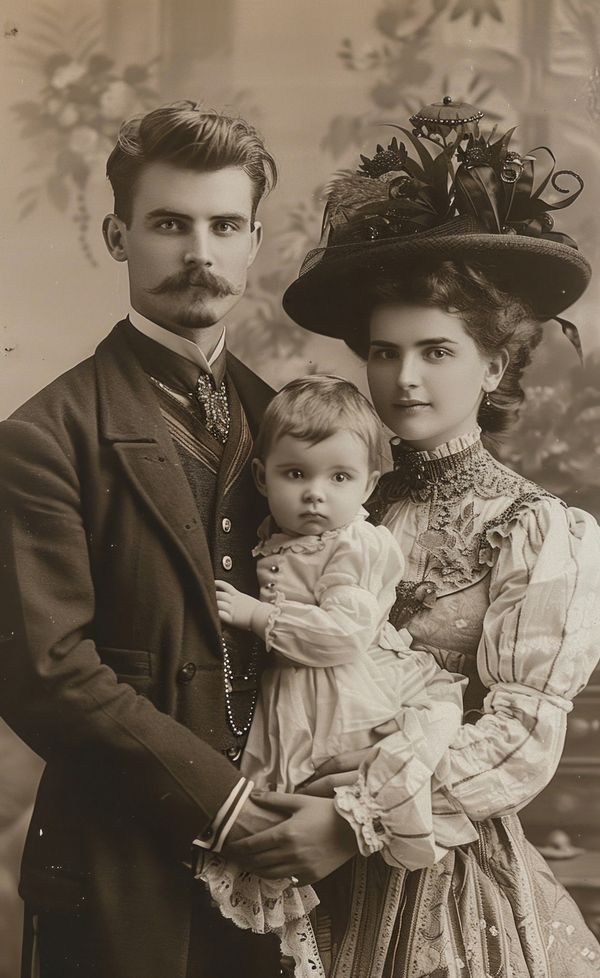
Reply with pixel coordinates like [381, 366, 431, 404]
[255, 375, 383, 471]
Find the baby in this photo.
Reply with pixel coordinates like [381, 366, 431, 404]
[198, 376, 477, 977]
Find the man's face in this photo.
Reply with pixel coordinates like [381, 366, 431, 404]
[105, 162, 262, 333]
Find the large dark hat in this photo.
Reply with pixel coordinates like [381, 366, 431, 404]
[283, 96, 591, 357]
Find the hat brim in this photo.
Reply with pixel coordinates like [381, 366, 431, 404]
[282, 233, 592, 357]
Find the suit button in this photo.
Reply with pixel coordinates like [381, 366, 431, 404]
[225, 746, 242, 762]
[221, 555, 233, 571]
[199, 826, 214, 841]
[222, 517, 232, 533]
[177, 662, 196, 683]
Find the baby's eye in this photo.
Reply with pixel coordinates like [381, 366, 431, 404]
[286, 469, 303, 480]
[332, 472, 350, 483]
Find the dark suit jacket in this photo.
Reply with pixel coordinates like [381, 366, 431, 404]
[0, 322, 276, 977]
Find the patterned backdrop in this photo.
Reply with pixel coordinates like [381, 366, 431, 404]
[1, 1, 599, 974]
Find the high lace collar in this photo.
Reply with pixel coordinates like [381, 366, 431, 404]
[390, 426, 489, 495]
[253, 507, 369, 557]
[391, 426, 481, 463]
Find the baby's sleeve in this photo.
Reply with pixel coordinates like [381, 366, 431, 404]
[265, 522, 405, 667]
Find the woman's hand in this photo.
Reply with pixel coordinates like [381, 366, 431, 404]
[298, 719, 400, 796]
[224, 792, 357, 884]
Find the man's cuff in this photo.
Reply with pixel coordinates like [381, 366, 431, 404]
[192, 777, 254, 853]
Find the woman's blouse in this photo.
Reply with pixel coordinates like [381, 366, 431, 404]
[367, 427, 600, 824]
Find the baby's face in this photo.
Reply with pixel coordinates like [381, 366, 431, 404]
[255, 430, 379, 537]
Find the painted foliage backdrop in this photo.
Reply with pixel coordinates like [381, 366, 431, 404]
[1, 1, 600, 975]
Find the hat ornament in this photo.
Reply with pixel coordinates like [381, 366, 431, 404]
[323, 97, 584, 253]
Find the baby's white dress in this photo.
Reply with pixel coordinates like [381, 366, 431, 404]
[198, 509, 477, 977]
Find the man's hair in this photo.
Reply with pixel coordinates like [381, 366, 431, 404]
[106, 100, 277, 225]
[255, 375, 383, 471]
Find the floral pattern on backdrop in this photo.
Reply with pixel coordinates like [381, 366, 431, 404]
[12, 5, 158, 265]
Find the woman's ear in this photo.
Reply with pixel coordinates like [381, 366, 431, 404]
[483, 348, 510, 393]
[252, 458, 268, 497]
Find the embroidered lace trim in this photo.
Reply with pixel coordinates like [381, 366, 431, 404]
[197, 853, 324, 977]
[334, 774, 391, 856]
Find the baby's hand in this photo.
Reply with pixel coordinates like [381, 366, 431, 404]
[215, 580, 262, 631]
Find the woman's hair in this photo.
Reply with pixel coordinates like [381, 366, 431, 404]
[106, 100, 277, 225]
[366, 260, 544, 436]
[255, 375, 383, 471]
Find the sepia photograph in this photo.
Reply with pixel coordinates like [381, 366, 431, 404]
[0, 1, 599, 976]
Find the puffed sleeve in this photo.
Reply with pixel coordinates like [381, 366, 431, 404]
[441, 498, 600, 821]
[264, 522, 405, 667]
[333, 668, 478, 869]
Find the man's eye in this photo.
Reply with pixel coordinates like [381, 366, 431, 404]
[157, 219, 182, 232]
[214, 221, 238, 234]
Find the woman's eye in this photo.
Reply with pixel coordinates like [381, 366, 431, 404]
[370, 348, 398, 361]
[426, 348, 451, 361]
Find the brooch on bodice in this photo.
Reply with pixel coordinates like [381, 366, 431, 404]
[389, 580, 438, 630]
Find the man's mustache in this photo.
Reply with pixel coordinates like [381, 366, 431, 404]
[147, 269, 240, 298]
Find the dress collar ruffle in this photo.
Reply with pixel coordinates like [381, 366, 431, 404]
[390, 426, 487, 494]
[252, 507, 369, 557]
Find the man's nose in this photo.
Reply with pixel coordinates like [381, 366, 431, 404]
[183, 227, 213, 266]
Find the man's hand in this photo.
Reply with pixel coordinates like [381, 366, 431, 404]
[224, 792, 357, 884]
[298, 719, 399, 797]
[224, 791, 288, 843]
[215, 580, 262, 631]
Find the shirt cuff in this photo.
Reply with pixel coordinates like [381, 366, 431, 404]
[192, 777, 254, 853]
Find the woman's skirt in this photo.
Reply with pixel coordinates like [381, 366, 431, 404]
[316, 814, 600, 978]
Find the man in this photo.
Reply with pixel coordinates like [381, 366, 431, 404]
[0, 102, 356, 978]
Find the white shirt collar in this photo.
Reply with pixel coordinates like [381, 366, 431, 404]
[128, 306, 226, 376]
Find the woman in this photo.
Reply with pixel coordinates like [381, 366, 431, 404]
[282, 98, 600, 977]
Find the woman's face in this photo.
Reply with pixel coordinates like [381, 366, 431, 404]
[367, 302, 507, 450]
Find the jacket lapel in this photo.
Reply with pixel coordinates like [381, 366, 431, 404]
[216, 351, 273, 503]
[225, 352, 273, 438]
[95, 323, 221, 647]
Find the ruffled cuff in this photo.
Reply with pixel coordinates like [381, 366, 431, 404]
[334, 773, 390, 857]
[263, 591, 284, 652]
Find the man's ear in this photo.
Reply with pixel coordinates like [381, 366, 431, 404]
[247, 221, 263, 268]
[362, 470, 380, 503]
[102, 214, 128, 263]
[252, 457, 268, 497]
